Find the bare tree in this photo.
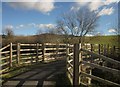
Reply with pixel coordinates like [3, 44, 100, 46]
[2, 27, 14, 45]
[3, 28, 14, 37]
[56, 7, 99, 44]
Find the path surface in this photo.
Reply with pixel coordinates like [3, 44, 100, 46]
[2, 60, 66, 87]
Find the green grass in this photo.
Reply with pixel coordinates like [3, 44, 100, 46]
[87, 35, 119, 46]
[2, 34, 119, 47]
[1, 61, 44, 83]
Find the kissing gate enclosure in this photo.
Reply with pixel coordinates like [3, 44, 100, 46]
[0, 43, 120, 86]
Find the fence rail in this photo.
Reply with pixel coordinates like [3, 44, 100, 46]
[0, 43, 66, 74]
[66, 43, 120, 86]
[0, 43, 120, 86]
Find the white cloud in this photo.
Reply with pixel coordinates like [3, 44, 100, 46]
[36, 24, 55, 29]
[75, 0, 105, 11]
[108, 28, 117, 33]
[98, 7, 114, 16]
[19, 24, 24, 28]
[8, 0, 55, 14]
[85, 34, 93, 36]
[89, 1, 104, 11]
[4, 25, 13, 29]
[28, 23, 36, 27]
[104, 0, 119, 5]
[15, 24, 25, 29]
[15, 23, 55, 29]
[72, 0, 117, 16]
[70, 6, 80, 11]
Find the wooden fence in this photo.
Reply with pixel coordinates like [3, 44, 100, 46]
[66, 43, 120, 86]
[0, 43, 120, 86]
[0, 43, 66, 74]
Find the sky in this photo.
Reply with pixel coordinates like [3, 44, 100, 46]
[1, 0, 119, 36]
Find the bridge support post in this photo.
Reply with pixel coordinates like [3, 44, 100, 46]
[42, 43, 45, 62]
[73, 44, 80, 86]
[10, 43, 13, 67]
[17, 43, 20, 65]
[36, 43, 39, 62]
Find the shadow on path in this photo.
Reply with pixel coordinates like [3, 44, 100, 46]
[2, 60, 66, 87]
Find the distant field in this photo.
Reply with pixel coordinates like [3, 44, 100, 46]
[86, 35, 119, 46]
[1, 34, 119, 47]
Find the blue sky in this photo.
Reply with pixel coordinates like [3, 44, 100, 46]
[1, 0, 119, 36]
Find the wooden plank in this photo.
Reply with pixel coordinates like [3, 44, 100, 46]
[10, 43, 12, 67]
[81, 72, 120, 86]
[21, 56, 36, 60]
[45, 48, 66, 51]
[67, 61, 73, 68]
[1, 61, 9, 66]
[58, 43, 66, 45]
[67, 67, 73, 78]
[0, 44, 10, 51]
[82, 61, 120, 74]
[45, 43, 56, 45]
[44, 52, 56, 56]
[12, 59, 16, 63]
[68, 59, 73, 63]
[36, 43, 39, 62]
[1, 51, 10, 54]
[20, 49, 36, 51]
[68, 53, 73, 56]
[45, 48, 57, 50]
[38, 52, 43, 54]
[38, 55, 43, 58]
[73, 44, 80, 86]
[45, 52, 66, 56]
[12, 55, 17, 57]
[20, 44, 37, 46]
[12, 50, 17, 52]
[38, 49, 42, 51]
[1, 56, 10, 60]
[81, 49, 120, 65]
[98, 44, 100, 54]
[20, 53, 36, 56]
[0, 67, 9, 74]
[17, 43, 20, 64]
[57, 52, 66, 55]
[42, 43, 45, 61]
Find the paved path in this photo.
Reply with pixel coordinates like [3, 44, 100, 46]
[2, 60, 66, 87]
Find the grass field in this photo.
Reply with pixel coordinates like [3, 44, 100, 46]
[86, 35, 119, 46]
[2, 34, 120, 47]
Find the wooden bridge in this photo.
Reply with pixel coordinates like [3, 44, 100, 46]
[0, 43, 120, 86]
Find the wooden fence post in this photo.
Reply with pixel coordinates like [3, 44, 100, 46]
[79, 43, 83, 85]
[103, 44, 106, 56]
[17, 43, 20, 65]
[42, 43, 45, 62]
[55, 43, 59, 60]
[10, 43, 13, 67]
[101, 44, 103, 55]
[98, 44, 101, 54]
[107, 44, 109, 55]
[66, 44, 69, 71]
[73, 43, 80, 86]
[90, 44, 94, 62]
[90, 44, 93, 52]
[36, 43, 39, 62]
[113, 46, 116, 57]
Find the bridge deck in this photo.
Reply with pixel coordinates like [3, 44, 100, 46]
[2, 60, 67, 87]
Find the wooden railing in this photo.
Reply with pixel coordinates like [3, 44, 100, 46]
[0, 43, 66, 74]
[0, 43, 120, 86]
[66, 43, 120, 86]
